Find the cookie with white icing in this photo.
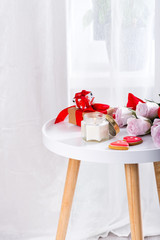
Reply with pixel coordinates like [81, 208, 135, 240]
[123, 136, 143, 146]
[109, 140, 129, 150]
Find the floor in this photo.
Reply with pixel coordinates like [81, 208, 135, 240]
[100, 233, 160, 240]
[1, 234, 160, 240]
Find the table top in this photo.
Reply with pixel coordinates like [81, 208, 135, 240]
[42, 118, 160, 164]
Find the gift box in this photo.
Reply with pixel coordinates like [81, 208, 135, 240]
[55, 90, 115, 127]
[68, 106, 115, 126]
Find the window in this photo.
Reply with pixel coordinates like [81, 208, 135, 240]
[67, 0, 155, 90]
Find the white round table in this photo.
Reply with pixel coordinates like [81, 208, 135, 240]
[42, 119, 160, 240]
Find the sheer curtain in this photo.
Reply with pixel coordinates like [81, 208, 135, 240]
[0, 1, 160, 240]
[0, 0, 69, 239]
[66, 0, 160, 239]
[68, 0, 155, 105]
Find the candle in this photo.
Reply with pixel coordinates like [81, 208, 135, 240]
[81, 112, 109, 142]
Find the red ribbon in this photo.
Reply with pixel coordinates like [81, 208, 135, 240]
[74, 90, 91, 99]
[55, 103, 110, 125]
[54, 106, 75, 124]
[74, 90, 95, 110]
[158, 107, 160, 118]
[127, 93, 145, 110]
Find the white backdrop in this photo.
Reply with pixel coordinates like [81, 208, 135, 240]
[0, 0, 69, 239]
[0, 1, 160, 240]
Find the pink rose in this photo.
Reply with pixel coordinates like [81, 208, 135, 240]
[151, 119, 160, 147]
[127, 118, 151, 136]
[136, 102, 159, 120]
[152, 118, 160, 126]
[115, 107, 134, 127]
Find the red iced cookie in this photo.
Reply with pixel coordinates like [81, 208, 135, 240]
[109, 140, 129, 150]
[123, 136, 143, 146]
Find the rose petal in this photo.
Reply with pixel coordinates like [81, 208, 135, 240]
[151, 125, 160, 147]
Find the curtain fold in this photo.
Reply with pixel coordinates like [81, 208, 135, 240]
[0, 0, 68, 239]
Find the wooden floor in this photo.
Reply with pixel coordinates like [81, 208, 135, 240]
[100, 233, 160, 240]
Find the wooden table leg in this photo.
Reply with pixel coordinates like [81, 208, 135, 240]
[154, 162, 160, 204]
[56, 158, 80, 240]
[125, 164, 143, 240]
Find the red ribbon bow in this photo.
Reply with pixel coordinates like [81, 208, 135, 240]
[74, 90, 94, 110]
[55, 90, 110, 125]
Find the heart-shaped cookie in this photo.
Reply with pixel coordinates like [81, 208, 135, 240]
[109, 140, 129, 150]
[123, 136, 143, 146]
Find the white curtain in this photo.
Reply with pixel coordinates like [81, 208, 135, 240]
[0, 1, 160, 240]
[67, 0, 160, 240]
[0, 0, 69, 239]
[68, 0, 155, 106]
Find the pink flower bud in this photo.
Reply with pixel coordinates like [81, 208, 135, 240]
[115, 107, 134, 128]
[136, 102, 159, 120]
[151, 119, 160, 147]
[127, 118, 151, 136]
